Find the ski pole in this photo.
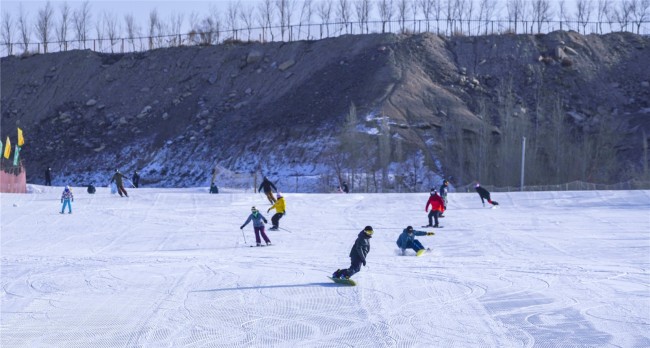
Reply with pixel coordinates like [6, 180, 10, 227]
[240, 228, 247, 244]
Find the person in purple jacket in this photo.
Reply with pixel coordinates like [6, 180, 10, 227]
[60, 185, 74, 214]
[241, 206, 272, 247]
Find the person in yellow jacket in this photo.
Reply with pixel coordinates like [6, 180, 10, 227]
[267, 192, 286, 231]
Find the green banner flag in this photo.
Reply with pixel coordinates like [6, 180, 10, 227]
[13, 145, 21, 166]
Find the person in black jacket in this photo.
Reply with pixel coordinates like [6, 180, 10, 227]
[332, 226, 373, 280]
[439, 179, 449, 217]
[132, 171, 140, 188]
[258, 176, 277, 204]
[475, 183, 499, 207]
[45, 167, 52, 186]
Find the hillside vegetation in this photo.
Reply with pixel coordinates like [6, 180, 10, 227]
[1, 31, 649, 190]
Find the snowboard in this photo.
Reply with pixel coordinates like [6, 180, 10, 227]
[416, 248, 432, 257]
[328, 276, 356, 286]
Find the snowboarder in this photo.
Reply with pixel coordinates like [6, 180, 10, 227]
[396, 226, 434, 256]
[209, 182, 219, 194]
[341, 181, 349, 193]
[475, 183, 499, 207]
[439, 179, 449, 216]
[87, 184, 96, 194]
[332, 226, 373, 280]
[425, 189, 445, 228]
[267, 192, 286, 230]
[110, 169, 129, 197]
[258, 176, 277, 204]
[132, 171, 140, 188]
[240, 206, 271, 246]
[60, 185, 74, 214]
[45, 167, 52, 186]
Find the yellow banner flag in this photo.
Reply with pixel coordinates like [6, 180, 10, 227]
[17, 128, 24, 146]
[3, 136, 10, 159]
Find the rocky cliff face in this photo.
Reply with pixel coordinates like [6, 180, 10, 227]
[2, 31, 648, 190]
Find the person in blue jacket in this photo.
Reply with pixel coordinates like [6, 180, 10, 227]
[396, 226, 434, 255]
[240, 206, 271, 246]
[332, 226, 373, 280]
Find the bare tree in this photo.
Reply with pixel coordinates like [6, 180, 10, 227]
[613, 0, 633, 31]
[317, 0, 333, 36]
[210, 5, 223, 44]
[299, 0, 314, 39]
[596, 0, 611, 33]
[397, 0, 408, 33]
[227, 1, 240, 39]
[576, 0, 594, 34]
[531, 0, 552, 33]
[240, 3, 255, 41]
[632, 0, 650, 34]
[462, 0, 475, 35]
[55, 2, 70, 51]
[378, 0, 395, 33]
[17, 4, 31, 53]
[35, 1, 54, 53]
[95, 15, 104, 51]
[103, 11, 119, 53]
[275, 0, 288, 40]
[337, 0, 353, 34]
[444, 0, 454, 34]
[124, 13, 139, 51]
[72, 1, 91, 49]
[168, 13, 184, 46]
[286, 0, 298, 40]
[419, 0, 435, 32]
[506, 0, 525, 33]
[1, 12, 14, 55]
[258, 0, 275, 41]
[355, 0, 372, 34]
[148, 9, 159, 49]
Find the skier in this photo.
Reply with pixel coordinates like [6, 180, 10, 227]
[45, 167, 52, 186]
[396, 226, 434, 256]
[132, 171, 140, 188]
[475, 183, 499, 207]
[267, 192, 285, 231]
[258, 176, 277, 204]
[240, 206, 272, 246]
[60, 185, 74, 214]
[341, 181, 349, 193]
[439, 179, 449, 217]
[424, 189, 445, 228]
[110, 169, 129, 197]
[332, 226, 373, 280]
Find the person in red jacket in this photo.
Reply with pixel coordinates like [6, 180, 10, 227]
[425, 188, 445, 227]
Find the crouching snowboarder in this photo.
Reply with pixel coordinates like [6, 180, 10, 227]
[475, 183, 499, 207]
[332, 226, 373, 281]
[240, 206, 272, 247]
[396, 226, 434, 256]
[267, 192, 285, 230]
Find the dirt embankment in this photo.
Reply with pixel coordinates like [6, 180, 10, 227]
[2, 31, 648, 188]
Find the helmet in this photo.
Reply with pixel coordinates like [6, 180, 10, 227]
[431, 189, 437, 195]
[65, 185, 70, 191]
[251, 206, 257, 212]
[406, 226, 414, 232]
[277, 192, 283, 198]
[475, 183, 480, 187]
[364, 226, 374, 236]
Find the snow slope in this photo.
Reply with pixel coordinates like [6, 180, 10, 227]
[1, 187, 649, 347]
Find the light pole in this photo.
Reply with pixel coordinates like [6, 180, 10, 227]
[520, 136, 526, 191]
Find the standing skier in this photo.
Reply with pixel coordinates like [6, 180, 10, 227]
[425, 189, 445, 228]
[332, 226, 373, 280]
[110, 169, 129, 197]
[60, 185, 74, 214]
[396, 226, 434, 256]
[240, 206, 272, 246]
[439, 179, 449, 217]
[475, 183, 499, 207]
[45, 167, 52, 186]
[267, 193, 286, 231]
[132, 171, 140, 188]
[258, 176, 277, 204]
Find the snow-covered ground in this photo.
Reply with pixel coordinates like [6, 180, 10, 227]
[1, 186, 649, 347]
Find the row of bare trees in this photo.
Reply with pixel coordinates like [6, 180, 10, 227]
[2, 0, 649, 56]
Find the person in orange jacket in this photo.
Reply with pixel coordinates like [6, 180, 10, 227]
[425, 188, 445, 227]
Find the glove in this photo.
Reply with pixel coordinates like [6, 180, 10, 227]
[240, 226, 244, 230]
[263, 219, 268, 223]
[362, 260, 366, 266]
[427, 232, 434, 236]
